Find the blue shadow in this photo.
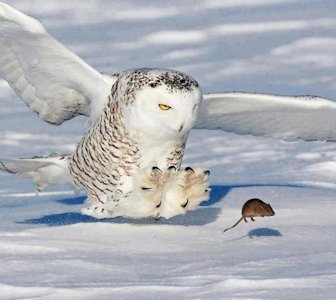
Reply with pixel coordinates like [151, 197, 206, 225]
[55, 185, 231, 208]
[19, 182, 315, 228]
[20, 184, 229, 227]
[56, 195, 86, 205]
[54, 183, 309, 209]
[201, 182, 309, 207]
[20, 207, 221, 227]
[248, 228, 282, 238]
[201, 185, 231, 206]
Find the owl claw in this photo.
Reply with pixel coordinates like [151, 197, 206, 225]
[185, 166, 194, 173]
[141, 186, 152, 190]
[133, 166, 211, 219]
[135, 167, 171, 218]
[159, 167, 211, 219]
[152, 166, 162, 172]
[82, 203, 113, 219]
[204, 170, 210, 176]
[181, 199, 189, 208]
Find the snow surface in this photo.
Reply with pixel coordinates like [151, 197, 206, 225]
[0, 1, 336, 299]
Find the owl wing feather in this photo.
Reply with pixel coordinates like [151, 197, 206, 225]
[195, 92, 336, 141]
[0, 2, 113, 125]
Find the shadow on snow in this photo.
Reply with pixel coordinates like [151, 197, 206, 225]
[19, 184, 230, 227]
[19, 208, 222, 227]
[19, 182, 312, 228]
[226, 227, 282, 242]
[248, 228, 282, 238]
[56, 195, 86, 206]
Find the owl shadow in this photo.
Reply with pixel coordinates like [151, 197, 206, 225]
[19, 208, 221, 227]
[20, 185, 230, 227]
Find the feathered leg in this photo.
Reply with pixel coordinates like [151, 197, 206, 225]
[159, 167, 211, 219]
[82, 166, 171, 219]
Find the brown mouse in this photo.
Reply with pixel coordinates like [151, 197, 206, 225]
[223, 198, 275, 233]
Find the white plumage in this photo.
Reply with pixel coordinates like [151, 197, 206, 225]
[197, 93, 336, 141]
[0, 2, 336, 219]
[0, 154, 72, 192]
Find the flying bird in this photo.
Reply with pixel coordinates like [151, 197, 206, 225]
[0, 3, 336, 219]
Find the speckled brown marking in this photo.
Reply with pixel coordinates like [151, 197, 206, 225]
[68, 68, 200, 214]
[166, 141, 187, 168]
[69, 97, 140, 204]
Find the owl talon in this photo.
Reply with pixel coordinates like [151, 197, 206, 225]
[152, 166, 162, 172]
[135, 167, 171, 218]
[185, 166, 194, 173]
[134, 166, 210, 219]
[82, 202, 112, 219]
[181, 199, 189, 208]
[159, 167, 210, 219]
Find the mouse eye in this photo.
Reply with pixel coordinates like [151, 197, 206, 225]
[159, 104, 171, 111]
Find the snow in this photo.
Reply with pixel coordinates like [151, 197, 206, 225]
[0, 0, 336, 299]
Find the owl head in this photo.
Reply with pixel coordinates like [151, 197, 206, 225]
[111, 68, 202, 140]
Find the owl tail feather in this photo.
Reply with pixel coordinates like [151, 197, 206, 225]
[0, 154, 73, 192]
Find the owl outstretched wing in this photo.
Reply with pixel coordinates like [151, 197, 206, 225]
[0, 2, 114, 125]
[195, 92, 336, 141]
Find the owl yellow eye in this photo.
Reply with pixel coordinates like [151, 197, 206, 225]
[158, 104, 171, 111]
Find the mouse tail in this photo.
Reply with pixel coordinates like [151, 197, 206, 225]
[223, 216, 244, 233]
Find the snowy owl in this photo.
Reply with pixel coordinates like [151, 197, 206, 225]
[1, 3, 336, 219]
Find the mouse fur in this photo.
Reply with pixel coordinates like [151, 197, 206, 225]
[223, 198, 275, 233]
